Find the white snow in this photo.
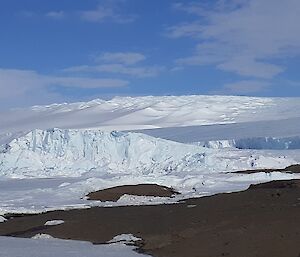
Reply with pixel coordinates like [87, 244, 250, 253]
[134, 117, 300, 145]
[0, 95, 298, 213]
[32, 233, 54, 239]
[0, 95, 300, 256]
[191, 136, 300, 150]
[0, 236, 148, 257]
[44, 220, 65, 226]
[1, 128, 298, 179]
[108, 234, 142, 244]
[0, 168, 299, 215]
[1, 95, 300, 134]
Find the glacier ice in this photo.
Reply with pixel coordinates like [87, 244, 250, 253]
[0, 128, 297, 178]
[0, 128, 208, 178]
[194, 136, 300, 150]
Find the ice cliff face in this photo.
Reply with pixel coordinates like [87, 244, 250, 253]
[0, 129, 295, 178]
[0, 129, 208, 178]
[196, 136, 300, 150]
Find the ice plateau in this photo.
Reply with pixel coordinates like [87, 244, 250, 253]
[1, 95, 300, 134]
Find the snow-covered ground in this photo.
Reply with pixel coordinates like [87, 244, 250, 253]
[0, 236, 148, 257]
[1, 95, 300, 256]
[0, 102, 298, 214]
[0, 167, 299, 215]
[1, 95, 300, 133]
[0, 95, 299, 213]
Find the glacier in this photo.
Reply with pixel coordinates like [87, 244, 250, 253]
[1, 95, 300, 134]
[1, 128, 298, 179]
[0, 95, 300, 215]
[193, 136, 300, 150]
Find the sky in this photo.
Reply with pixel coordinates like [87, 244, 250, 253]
[1, 0, 300, 108]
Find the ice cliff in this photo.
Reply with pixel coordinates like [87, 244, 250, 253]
[0, 129, 295, 178]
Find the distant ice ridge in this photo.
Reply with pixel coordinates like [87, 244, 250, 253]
[3, 95, 300, 134]
[0, 128, 297, 178]
[195, 136, 300, 150]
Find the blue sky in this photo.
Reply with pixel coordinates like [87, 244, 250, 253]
[1, 0, 300, 108]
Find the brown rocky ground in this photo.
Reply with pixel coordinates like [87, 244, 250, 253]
[234, 164, 300, 174]
[86, 184, 178, 202]
[0, 179, 300, 257]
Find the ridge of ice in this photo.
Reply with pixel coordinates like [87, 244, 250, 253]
[0, 128, 297, 179]
[194, 136, 300, 150]
[4, 95, 299, 134]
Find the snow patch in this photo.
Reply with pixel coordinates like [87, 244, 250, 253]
[0, 236, 148, 257]
[32, 234, 54, 239]
[108, 234, 142, 244]
[44, 220, 65, 226]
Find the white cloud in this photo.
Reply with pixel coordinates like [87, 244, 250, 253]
[80, 6, 114, 22]
[0, 69, 128, 108]
[97, 52, 146, 65]
[169, 0, 300, 79]
[18, 11, 35, 18]
[64, 64, 163, 78]
[172, 2, 208, 17]
[64, 52, 164, 78]
[167, 22, 204, 38]
[217, 57, 284, 79]
[0, 69, 44, 99]
[218, 80, 270, 94]
[170, 66, 184, 72]
[173, 0, 250, 15]
[177, 42, 232, 65]
[80, 5, 135, 23]
[50, 76, 128, 88]
[21, 2, 135, 24]
[46, 11, 65, 20]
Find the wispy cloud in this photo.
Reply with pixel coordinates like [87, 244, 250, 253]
[21, 2, 135, 24]
[168, 0, 300, 80]
[46, 11, 65, 20]
[18, 10, 35, 18]
[217, 57, 284, 79]
[172, 2, 211, 17]
[222, 80, 270, 94]
[0, 69, 128, 107]
[0, 69, 128, 90]
[80, 4, 136, 23]
[96, 52, 146, 65]
[51, 76, 128, 88]
[64, 64, 163, 78]
[167, 21, 204, 38]
[64, 52, 164, 78]
[80, 6, 113, 22]
[210, 80, 270, 95]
